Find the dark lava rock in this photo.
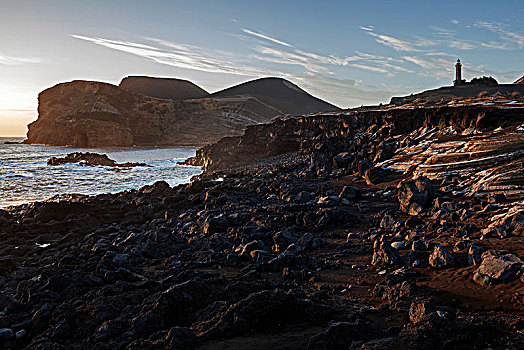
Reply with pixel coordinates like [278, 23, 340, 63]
[398, 177, 433, 213]
[306, 320, 371, 350]
[47, 152, 146, 167]
[467, 244, 487, 266]
[372, 238, 402, 267]
[127, 326, 197, 349]
[473, 253, 523, 286]
[332, 152, 353, 169]
[429, 245, 455, 268]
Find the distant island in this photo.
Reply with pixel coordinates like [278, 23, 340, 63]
[24, 77, 339, 147]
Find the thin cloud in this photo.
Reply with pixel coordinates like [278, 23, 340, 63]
[142, 37, 197, 51]
[290, 73, 405, 108]
[448, 39, 476, 50]
[348, 63, 388, 73]
[242, 29, 293, 47]
[402, 55, 456, 78]
[72, 34, 286, 77]
[251, 45, 403, 76]
[366, 31, 424, 52]
[474, 21, 524, 49]
[0, 54, 41, 65]
[430, 26, 456, 38]
[252, 46, 332, 74]
[481, 41, 514, 50]
[451, 19, 459, 24]
[359, 26, 374, 31]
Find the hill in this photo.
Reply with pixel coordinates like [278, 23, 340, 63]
[210, 77, 339, 115]
[515, 76, 524, 84]
[24, 77, 338, 147]
[390, 84, 524, 105]
[119, 76, 208, 100]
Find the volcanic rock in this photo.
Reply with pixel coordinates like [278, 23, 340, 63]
[398, 177, 433, 213]
[473, 253, 523, 286]
[4, 98, 524, 348]
[47, 152, 145, 167]
[429, 245, 455, 268]
[372, 237, 402, 267]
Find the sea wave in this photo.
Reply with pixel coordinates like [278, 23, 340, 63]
[0, 143, 201, 208]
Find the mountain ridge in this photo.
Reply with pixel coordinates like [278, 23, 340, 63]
[24, 77, 338, 147]
[119, 76, 209, 100]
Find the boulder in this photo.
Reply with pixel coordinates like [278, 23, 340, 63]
[372, 238, 402, 267]
[380, 215, 396, 230]
[473, 253, 523, 286]
[409, 299, 454, 324]
[332, 152, 353, 169]
[468, 244, 487, 265]
[202, 214, 228, 234]
[47, 152, 145, 167]
[338, 186, 361, 201]
[429, 245, 455, 268]
[398, 177, 433, 213]
[0, 328, 14, 342]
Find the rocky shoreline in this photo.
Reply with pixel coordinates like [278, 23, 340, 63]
[1, 103, 524, 348]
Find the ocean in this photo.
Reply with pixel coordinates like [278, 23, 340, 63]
[0, 137, 202, 208]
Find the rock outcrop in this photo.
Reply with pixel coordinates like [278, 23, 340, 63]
[47, 152, 146, 168]
[25, 78, 339, 147]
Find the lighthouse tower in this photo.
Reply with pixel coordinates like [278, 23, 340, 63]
[454, 59, 465, 86]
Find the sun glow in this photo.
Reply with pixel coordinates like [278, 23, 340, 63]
[0, 84, 38, 136]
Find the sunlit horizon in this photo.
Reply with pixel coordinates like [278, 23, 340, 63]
[1, 0, 523, 136]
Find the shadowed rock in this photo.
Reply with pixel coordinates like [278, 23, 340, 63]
[47, 152, 145, 168]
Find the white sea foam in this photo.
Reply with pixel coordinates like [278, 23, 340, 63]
[0, 138, 202, 208]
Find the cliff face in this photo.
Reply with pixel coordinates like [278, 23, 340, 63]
[119, 76, 209, 100]
[25, 80, 269, 147]
[25, 78, 338, 147]
[26, 81, 146, 147]
[187, 104, 524, 173]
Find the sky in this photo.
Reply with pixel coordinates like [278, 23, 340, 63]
[1, 0, 523, 136]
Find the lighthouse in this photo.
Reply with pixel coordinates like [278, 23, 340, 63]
[454, 58, 465, 86]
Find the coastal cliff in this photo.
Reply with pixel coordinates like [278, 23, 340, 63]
[25, 77, 339, 147]
[187, 104, 524, 172]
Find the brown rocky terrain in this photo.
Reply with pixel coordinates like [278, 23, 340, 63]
[2, 95, 524, 348]
[24, 78, 339, 148]
[119, 76, 209, 100]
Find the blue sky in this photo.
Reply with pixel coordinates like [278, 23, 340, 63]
[1, 0, 523, 136]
